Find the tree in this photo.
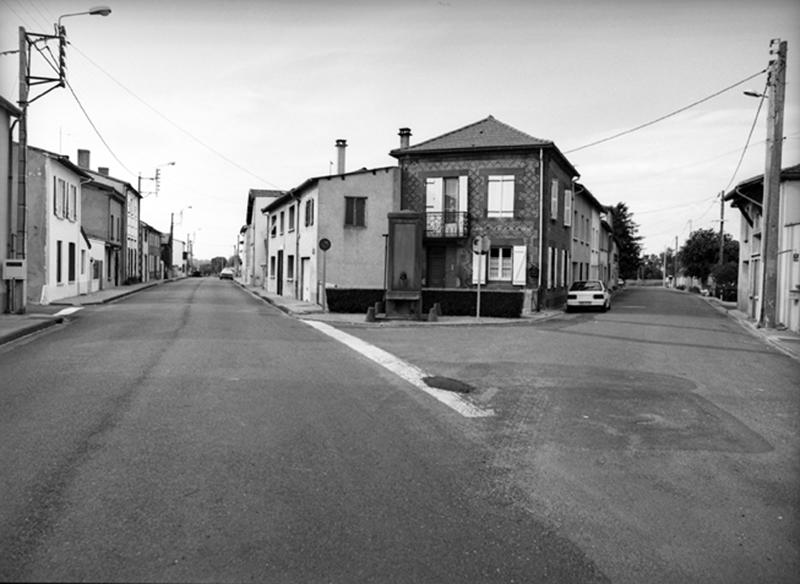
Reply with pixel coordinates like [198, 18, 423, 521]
[611, 202, 643, 280]
[210, 256, 227, 274]
[679, 229, 739, 284]
[640, 253, 664, 279]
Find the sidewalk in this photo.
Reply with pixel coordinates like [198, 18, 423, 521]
[0, 279, 172, 346]
[701, 294, 800, 362]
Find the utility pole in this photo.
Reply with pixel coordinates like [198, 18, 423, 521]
[673, 236, 678, 287]
[759, 39, 787, 329]
[718, 191, 725, 270]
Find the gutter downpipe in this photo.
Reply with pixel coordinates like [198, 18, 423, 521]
[537, 148, 544, 311]
[6, 118, 18, 312]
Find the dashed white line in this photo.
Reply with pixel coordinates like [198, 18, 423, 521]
[302, 319, 494, 418]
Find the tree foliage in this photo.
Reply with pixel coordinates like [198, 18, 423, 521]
[679, 229, 739, 283]
[611, 202, 643, 280]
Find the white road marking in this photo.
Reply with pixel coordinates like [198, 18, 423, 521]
[54, 307, 83, 316]
[302, 319, 494, 418]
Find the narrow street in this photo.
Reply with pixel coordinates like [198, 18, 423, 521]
[335, 286, 800, 583]
[0, 278, 605, 583]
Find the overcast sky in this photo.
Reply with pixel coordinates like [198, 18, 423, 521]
[2, 0, 799, 260]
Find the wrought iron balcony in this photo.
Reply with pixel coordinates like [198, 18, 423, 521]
[425, 211, 469, 239]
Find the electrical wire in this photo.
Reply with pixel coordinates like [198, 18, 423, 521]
[564, 69, 768, 154]
[63, 76, 136, 176]
[68, 41, 283, 189]
[722, 79, 768, 192]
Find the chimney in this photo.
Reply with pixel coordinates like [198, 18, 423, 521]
[77, 149, 90, 169]
[399, 127, 411, 149]
[98, 167, 110, 176]
[335, 139, 347, 174]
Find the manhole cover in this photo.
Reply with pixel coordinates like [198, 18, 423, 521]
[422, 376, 474, 394]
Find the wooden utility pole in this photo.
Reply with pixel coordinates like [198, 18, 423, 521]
[718, 191, 725, 270]
[759, 39, 787, 328]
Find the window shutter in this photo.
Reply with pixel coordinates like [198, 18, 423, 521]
[512, 245, 526, 285]
[425, 178, 443, 211]
[458, 176, 468, 213]
[550, 179, 559, 220]
[471, 251, 486, 285]
[564, 189, 572, 226]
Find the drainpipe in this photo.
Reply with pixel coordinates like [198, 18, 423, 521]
[6, 118, 18, 312]
[537, 148, 544, 311]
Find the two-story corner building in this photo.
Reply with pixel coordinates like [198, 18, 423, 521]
[76, 150, 141, 284]
[23, 146, 93, 304]
[263, 151, 399, 305]
[1, 95, 21, 312]
[571, 182, 604, 282]
[242, 189, 284, 287]
[389, 116, 579, 311]
[140, 221, 165, 282]
[724, 163, 800, 332]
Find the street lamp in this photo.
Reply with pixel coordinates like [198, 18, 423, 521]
[11, 6, 111, 313]
[138, 161, 175, 197]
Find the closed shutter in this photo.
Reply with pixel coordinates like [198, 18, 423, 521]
[471, 251, 486, 285]
[512, 245, 526, 285]
[458, 176, 468, 213]
[426, 178, 443, 211]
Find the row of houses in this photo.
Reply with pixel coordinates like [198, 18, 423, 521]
[1, 95, 187, 312]
[239, 116, 620, 314]
[725, 163, 800, 332]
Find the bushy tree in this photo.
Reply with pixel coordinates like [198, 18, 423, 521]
[679, 229, 739, 284]
[640, 253, 664, 279]
[210, 256, 228, 273]
[611, 202, 643, 280]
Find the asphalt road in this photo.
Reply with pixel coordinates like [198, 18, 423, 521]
[0, 278, 607, 583]
[337, 286, 800, 584]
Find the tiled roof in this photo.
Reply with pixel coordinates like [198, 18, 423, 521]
[391, 115, 552, 155]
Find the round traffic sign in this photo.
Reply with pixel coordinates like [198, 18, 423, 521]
[319, 238, 331, 251]
[472, 235, 491, 254]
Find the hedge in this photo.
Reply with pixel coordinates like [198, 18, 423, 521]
[324, 288, 524, 318]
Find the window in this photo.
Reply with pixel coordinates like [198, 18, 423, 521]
[68, 242, 76, 282]
[110, 215, 114, 239]
[269, 256, 276, 278]
[305, 199, 315, 227]
[56, 240, 63, 283]
[488, 247, 513, 280]
[54, 178, 67, 218]
[288, 206, 295, 232]
[287, 254, 295, 280]
[487, 175, 515, 218]
[564, 189, 572, 226]
[279, 212, 284, 235]
[270, 215, 277, 238]
[81, 250, 86, 275]
[344, 197, 366, 227]
[550, 179, 559, 220]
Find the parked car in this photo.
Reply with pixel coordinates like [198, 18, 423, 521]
[565, 280, 611, 312]
[219, 268, 235, 280]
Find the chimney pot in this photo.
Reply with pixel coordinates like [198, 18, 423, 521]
[399, 127, 411, 149]
[77, 149, 90, 169]
[98, 167, 110, 176]
[335, 139, 347, 174]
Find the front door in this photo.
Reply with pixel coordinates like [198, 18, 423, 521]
[276, 251, 284, 295]
[301, 258, 311, 302]
[427, 247, 446, 288]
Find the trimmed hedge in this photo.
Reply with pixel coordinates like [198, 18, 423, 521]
[324, 287, 523, 318]
[423, 289, 523, 318]
[325, 288, 385, 313]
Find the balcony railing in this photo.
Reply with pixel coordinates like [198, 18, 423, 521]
[425, 211, 469, 239]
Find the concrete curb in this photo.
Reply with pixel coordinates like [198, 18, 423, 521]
[0, 316, 63, 346]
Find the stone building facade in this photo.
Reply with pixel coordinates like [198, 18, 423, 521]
[390, 116, 578, 311]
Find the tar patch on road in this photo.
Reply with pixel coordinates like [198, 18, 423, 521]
[422, 376, 474, 394]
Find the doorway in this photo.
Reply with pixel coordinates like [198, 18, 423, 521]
[276, 251, 284, 295]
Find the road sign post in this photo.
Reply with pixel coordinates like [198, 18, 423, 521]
[472, 235, 490, 319]
[319, 238, 331, 311]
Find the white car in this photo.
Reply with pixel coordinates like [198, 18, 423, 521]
[565, 280, 611, 312]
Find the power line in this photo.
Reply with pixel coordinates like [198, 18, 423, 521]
[63, 75, 135, 176]
[68, 41, 283, 189]
[722, 78, 768, 192]
[564, 69, 768, 154]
